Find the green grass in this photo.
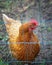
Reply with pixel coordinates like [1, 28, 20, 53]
[0, 58, 9, 65]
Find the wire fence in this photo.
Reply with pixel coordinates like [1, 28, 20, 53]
[0, 21, 52, 65]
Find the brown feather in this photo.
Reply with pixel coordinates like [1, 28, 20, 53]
[9, 23, 40, 61]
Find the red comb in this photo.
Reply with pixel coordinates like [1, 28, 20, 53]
[30, 19, 38, 26]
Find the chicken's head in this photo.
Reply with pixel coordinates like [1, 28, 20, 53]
[19, 19, 38, 34]
[29, 19, 38, 31]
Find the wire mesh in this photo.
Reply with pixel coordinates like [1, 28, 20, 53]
[0, 23, 52, 65]
[0, 0, 52, 65]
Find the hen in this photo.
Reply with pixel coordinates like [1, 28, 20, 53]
[3, 14, 40, 61]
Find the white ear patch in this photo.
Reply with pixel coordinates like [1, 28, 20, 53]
[2, 14, 9, 24]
